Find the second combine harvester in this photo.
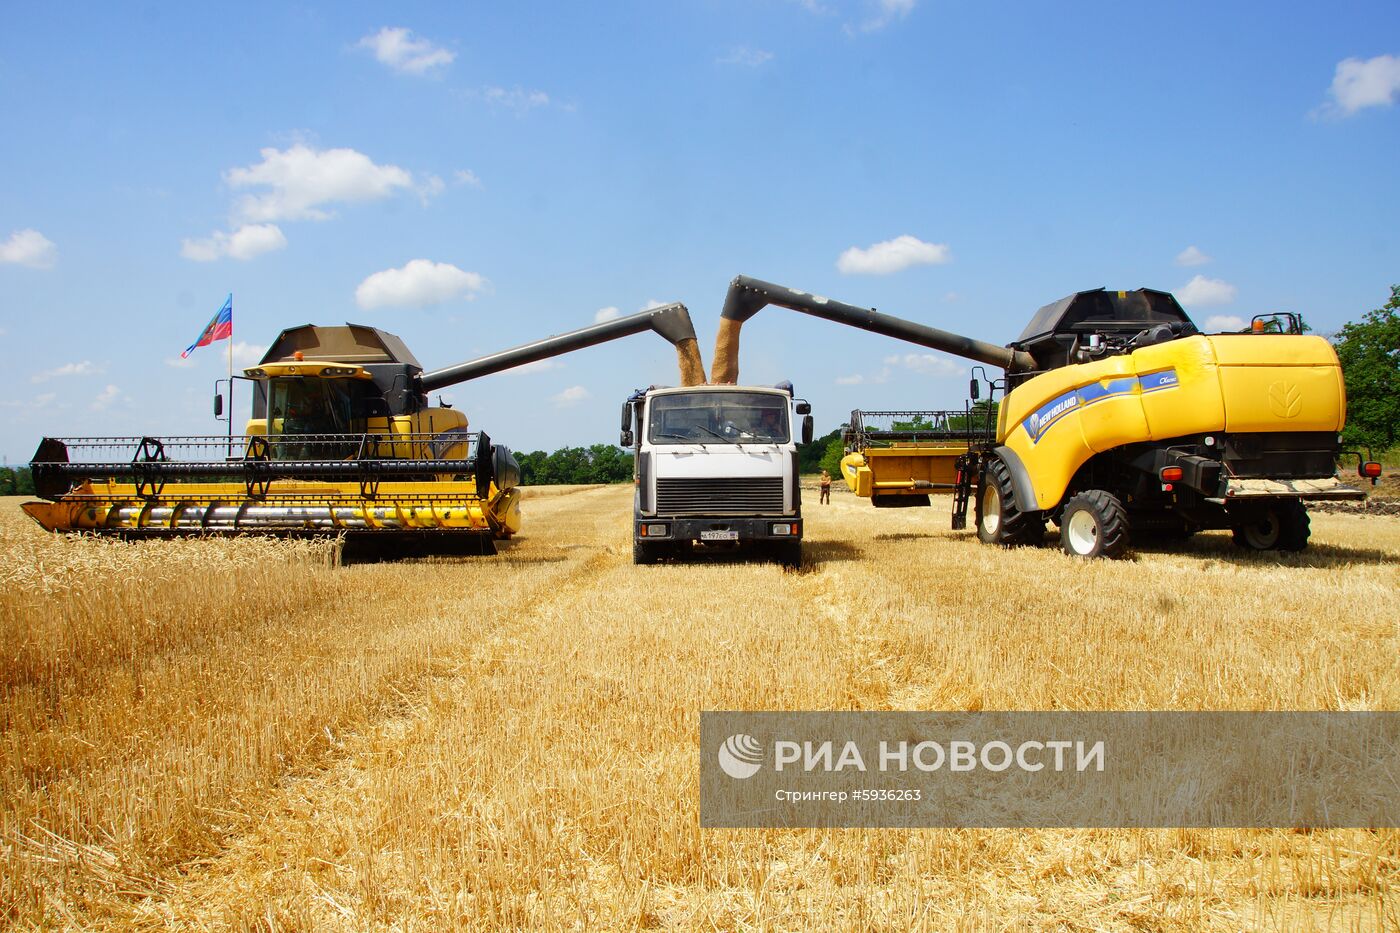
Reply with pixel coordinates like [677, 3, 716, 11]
[711, 275, 1377, 558]
[24, 303, 708, 557]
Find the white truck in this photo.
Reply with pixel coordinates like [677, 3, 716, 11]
[622, 383, 814, 566]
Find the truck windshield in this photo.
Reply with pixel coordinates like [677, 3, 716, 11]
[648, 391, 789, 444]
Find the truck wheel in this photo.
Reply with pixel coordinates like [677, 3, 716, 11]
[976, 457, 1042, 546]
[1059, 490, 1129, 559]
[773, 540, 802, 569]
[633, 538, 661, 565]
[1231, 499, 1310, 551]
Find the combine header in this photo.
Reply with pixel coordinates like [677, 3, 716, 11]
[24, 303, 707, 555]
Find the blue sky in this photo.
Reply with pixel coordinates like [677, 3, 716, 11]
[2, 1, 1398, 463]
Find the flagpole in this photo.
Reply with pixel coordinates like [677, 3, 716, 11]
[227, 293, 234, 453]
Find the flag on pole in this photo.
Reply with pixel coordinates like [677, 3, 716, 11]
[182, 294, 233, 358]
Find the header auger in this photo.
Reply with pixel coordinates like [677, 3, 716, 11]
[716, 275, 1378, 558]
[23, 303, 706, 557]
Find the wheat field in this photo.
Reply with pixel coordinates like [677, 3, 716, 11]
[1, 486, 1397, 930]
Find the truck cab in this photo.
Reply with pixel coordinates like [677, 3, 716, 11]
[623, 384, 813, 565]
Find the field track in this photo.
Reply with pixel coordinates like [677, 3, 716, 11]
[2, 487, 1398, 930]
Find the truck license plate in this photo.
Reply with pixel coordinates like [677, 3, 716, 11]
[700, 530, 739, 541]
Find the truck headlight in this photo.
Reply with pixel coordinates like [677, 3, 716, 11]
[771, 523, 795, 536]
[642, 523, 669, 537]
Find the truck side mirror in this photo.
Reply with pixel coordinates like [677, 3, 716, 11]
[214, 394, 224, 417]
[969, 378, 980, 400]
[794, 401, 811, 415]
[802, 414, 814, 445]
[621, 429, 634, 447]
[620, 402, 632, 431]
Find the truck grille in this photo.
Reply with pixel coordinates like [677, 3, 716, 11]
[656, 477, 785, 515]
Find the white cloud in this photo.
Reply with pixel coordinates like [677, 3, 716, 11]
[509, 358, 563, 376]
[416, 174, 446, 204]
[594, 306, 621, 323]
[1203, 315, 1248, 332]
[884, 352, 963, 376]
[837, 235, 950, 275]
[1319, 54, 1400, 117]
[233, 342, 267, 367]
[835, 374, 867, 385]
[480, 86, 551, 111]
[356, 26, 455, 75]
[854, 0, 917, 32]
[165, 355, 197, 369]
[91, 384, 122, 411]
[718, 46, 774, 67]
[0, 228, 57, 269]
[640, 299, 669, 311]
[454, 169, 482, 188]
[227, 145, 415, 223]
[1176, 275, 1238, 308]
[552, 385, 590, 407]
[180, 223, 287, 262]
[355, 259, 487, 310]
[32, 360, 100, 383]
[1175, 245, 1211, 267]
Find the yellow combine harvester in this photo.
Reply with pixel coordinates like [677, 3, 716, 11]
[714, 276, 1381, 558]
[23, 303, 706, 556]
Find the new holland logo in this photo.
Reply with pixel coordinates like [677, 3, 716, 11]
[1269, 381, 1302, 419]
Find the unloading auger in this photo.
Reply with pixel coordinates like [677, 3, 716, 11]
[23, 303, 706, 555]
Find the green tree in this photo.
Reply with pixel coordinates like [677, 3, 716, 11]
[514, 445, 635, 485]
[1333, 285, 1400, 452]
[818, 435, 846, 478]
[0, 467, 34, 496]
[515, 451, 547, 485]
[947, 399, 999, 435]
[797, 428, 840, 473]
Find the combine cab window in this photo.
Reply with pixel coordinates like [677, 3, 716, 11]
[648, 392, 790, 444]
[267, 377, 379, 459]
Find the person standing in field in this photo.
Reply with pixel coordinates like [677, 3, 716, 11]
[820, 469, 832, 504]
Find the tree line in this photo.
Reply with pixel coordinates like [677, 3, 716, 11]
[515, 445, 634, 485]
[0, 468, 35, 496]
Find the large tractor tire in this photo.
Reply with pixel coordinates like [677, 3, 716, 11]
[975, 457, 1043, 547]
[1059, 489, 1129, 559]
[1230, 499, 1310, 552]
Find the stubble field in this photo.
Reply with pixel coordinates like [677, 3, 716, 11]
[1, 486, 1397, 930]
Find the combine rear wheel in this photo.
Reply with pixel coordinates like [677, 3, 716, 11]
[976, 457, 1043, 546]
[1059, 490, 1129, 559]
[1230, 499, 1310, 551]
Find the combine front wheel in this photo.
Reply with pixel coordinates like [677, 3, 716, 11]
[976, 457, 1042, 546]
[1059, 490, 1129, 559]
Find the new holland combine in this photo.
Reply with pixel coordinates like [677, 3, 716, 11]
[23, 303, 706, 556]
[715, 275, 1380, 558]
